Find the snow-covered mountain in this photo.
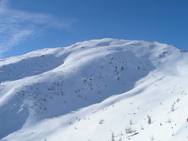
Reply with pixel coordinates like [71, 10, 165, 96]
[0, 38, 188, 141]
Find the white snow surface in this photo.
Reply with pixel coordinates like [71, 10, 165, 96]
[0, 38, 188, 141]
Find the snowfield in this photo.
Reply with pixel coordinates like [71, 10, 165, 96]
[0, 38, 188, 141]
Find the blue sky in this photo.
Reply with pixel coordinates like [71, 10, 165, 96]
[0, 0, 187, 58]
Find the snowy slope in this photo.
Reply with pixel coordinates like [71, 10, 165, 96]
[0, 38, 188, 141]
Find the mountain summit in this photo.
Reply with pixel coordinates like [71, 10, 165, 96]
[0, 38, 188, 141]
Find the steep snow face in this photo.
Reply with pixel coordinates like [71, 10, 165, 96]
[0, 38, 187, 141]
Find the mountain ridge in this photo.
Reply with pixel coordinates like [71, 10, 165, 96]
[0, 38, 188, 141]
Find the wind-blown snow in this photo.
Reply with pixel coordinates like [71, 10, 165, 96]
[0, 38, 188, 141]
